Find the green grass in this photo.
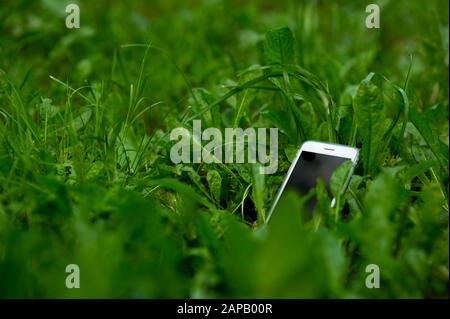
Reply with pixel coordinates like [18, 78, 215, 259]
[0, 0, 448, 298]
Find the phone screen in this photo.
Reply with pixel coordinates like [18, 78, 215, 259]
[282, 151, 351, 211]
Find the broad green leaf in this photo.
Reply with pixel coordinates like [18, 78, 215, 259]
[330, 160, 353, 199]
[312, 178, 332, 225]
[233, 163, 252, 183]
[261, 108, 297, 143]
[364, 173, 404, 215]
[264, 27, 295, 65]
[344, 174, 364, 217]
[355, 173, 404, 272]
[409, 107, 449, 170]
[353, 73, 385, 175]
[330, 160, 355, 222]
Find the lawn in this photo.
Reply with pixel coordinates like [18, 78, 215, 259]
[0, 0, 448, 298]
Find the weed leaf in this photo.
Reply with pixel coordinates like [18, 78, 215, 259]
[354, 73, 385, 176]
[264, 27, 295, 65]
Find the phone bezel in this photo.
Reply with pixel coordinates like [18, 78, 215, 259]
[265, 140, 359, 223]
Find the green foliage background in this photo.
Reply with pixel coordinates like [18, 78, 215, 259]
[0, 0, 448, 298]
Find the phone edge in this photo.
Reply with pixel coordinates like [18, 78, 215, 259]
[264, 140, 359, 224]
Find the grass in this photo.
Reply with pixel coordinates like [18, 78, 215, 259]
[0, 0, 448, 298]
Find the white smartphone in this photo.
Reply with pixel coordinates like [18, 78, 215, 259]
[266, 140, 359, 223]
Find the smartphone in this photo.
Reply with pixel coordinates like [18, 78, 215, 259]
[266, 140, 359, 223]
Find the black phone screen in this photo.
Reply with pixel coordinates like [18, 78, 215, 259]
[282, 151, 350, 210]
